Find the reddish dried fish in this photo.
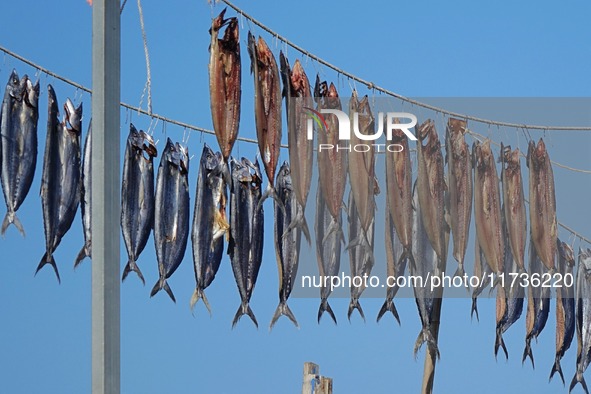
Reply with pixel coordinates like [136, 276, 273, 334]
[527, 138, 557, 271]
[279, 53, 312, 243]
[248, 33, 282, 205]
[208, 9, 241, 163]
[472, 139, 504, 282]
[416, 119, 446, 264]
[445, 118, 472, 277]
[500, 144, 527, 272]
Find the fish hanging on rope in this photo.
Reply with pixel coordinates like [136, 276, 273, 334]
[74, 122, 92, 268]
[570, 248, 591, 394]
[228, 157, 264, 328]
[121, 124, 157, 284]
[37, 85, 82, 282]
[527, 138, 557, 272]
[550, 239, 575, 385]
[208, 8, 241, 165]
[1, 70, 39, 237]
[151, 139, 189, 302]
[190, 144, 228, 315]
[279, 52, 312, 244]
[270, 162, 300, 329]
[445, 118, 472, 278]
[471, 231, 491, 321]
[248, 32, 283, 209]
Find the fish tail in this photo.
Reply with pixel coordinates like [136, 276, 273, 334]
[258, 184, 285, 214]
[322, 217, 342, 245]
[402, 248, 415, 272]
[347, 297, 366, 322]
[414, 328, 440, 360]
[521, 338, 535, 368]
[549, 356, 565, 385]
[284, 211, 311, 245]
[376, 299, 400, 325]
[150, 278, 176, 303]
[190, 287, 211, 316]
[74, 244, 90, 269]
[471, 296, 480, 321]
[1, 211, 25, 238]
[317, 299, 337, 325]
[35, 252, 61, 284]
[232, 302, 258, 329]
[122, 260, 145, 285]
[570, 372, 589, 394]
[494, 329, 509, 360]
[453, 264, 467, 282]
[269, 302, 299, 330]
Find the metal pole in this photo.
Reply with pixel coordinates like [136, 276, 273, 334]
[92, 0, 120, 393]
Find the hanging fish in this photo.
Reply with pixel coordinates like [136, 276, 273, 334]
[500, 143, 527, 272]
[190, 144, 228, 314]
[445, 118, 472, 278]
[208, 8, 241, 164]
[570, 248, 591, 394]
[416, 119, 446, 265]
[473, 139, 504, 284]
[411, 184, 440, 359]
[228, 157, 264, 328]
[385, 117, 414, 273]
[279, 52, 312, 243]
[522, 236, 551, 368]
[494, 208, 525, 360]
[471, 234, 491, 321]
[151, 139, 189, 302]
[248, 32, 282, 207]
[270, 162, 300, 329]
[315, 77, 347, 238]
[377, 199, 407, 324]
[74, 123, 92, 267]
[37, 85, 82, 282]
[1, 70, 38, 237]
[315, 182, 341, 325]
[121, 124, 157, 284]
[527, 138, 557, 272]
[550, 240, 575, 384]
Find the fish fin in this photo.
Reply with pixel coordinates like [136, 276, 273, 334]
[322, 217, 341, 245]
[1, 211, 25, 238]
[150, 278, 176, 303]
[494, 329, 509, 360]
[35, 252, 61, 284]
[376, 299, 400, 325]
[414, 328, 440, 360]
[522, 338, 535, 368]
[347, 298, 365, 322]
[470, 297, 480, 321]
[453, 264, 467, 282]
[232, 302, 258, 329]
[317, 299, 337, 325]
[549, 357, 565, 385]
[269, 302, 299, 330]
[74, 244, 90, 269]
[570, 373, 589, 394]
[405, 249, 417, 273]
[121, 260, 145, 285]
[190, 288, 212, 317]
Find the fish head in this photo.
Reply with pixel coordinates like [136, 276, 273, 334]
[47, 84, 58, 109]
[313, 75, 325, 102]
[163, 138, 187, 174]
[243, 157, 263, 190]
[256, 36, 273, 67]
[558, 240, 575, 268]
[175, 143, 189, 175]
[222, 17, 239, 48]
[7, 69, 23, 100]
[580, 248, 591, 277]
[503, 146, 521, 174]
[417, 119, 435, 143]
[247, 32, 257, 73]
[277, 161, 292, 192]
[201, 143, 222, 173]
[139, 131, 157, 159]
[472, 140, 483, 169]
[64, 99, 83, 133]
[291, 60, 308, 93]
[24, 78, 40, 108]
[231, 158, 252, 184]
[209, 8, 228, 35]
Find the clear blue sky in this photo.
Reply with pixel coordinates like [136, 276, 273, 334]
[1, 1, 590, 393]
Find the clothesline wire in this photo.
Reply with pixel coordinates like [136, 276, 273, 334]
[219, 0, 591, 132]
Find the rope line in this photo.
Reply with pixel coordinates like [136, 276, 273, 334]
[219, 0, 591, 132]
[136, 0, 152, 115]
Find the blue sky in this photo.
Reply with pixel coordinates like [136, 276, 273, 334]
[0, 1, 590, 393]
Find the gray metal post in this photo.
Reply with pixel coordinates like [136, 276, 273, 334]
[91, 0, 120, 393]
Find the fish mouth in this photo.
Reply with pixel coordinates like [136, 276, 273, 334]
[203, 144, 222, 172]
[139, 131, 158, 158]
[64, 99, 83, 133]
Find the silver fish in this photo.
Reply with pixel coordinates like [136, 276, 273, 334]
[150, 139, 189, 302]
[190, 144, 228, 314]
[411, 183, 440, 359]
[270, 162, 300, 329]
[37, 85, 82, 282]
[550, 240, 575, 384]
[522, 236, 551, 368]
[1, 71, 38, 237]
[74, 123, 92, 267]
[377, 199, 407, 324]
[471, 233, 491, 321]
[228, 157, 264, 328]
[121, 124, 157, 284]
[315, 180, 341, 325]
[569, 248, 591, 394]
